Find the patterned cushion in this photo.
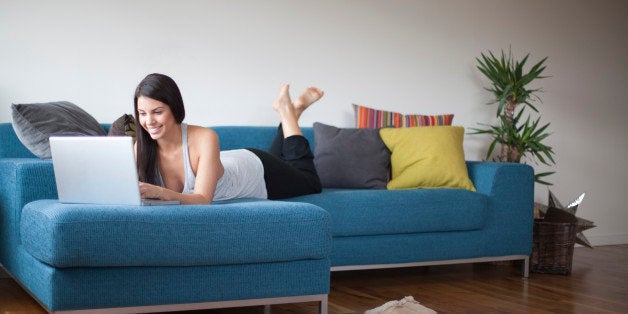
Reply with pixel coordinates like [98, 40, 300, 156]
[353, 104, 404, 128]
[353, 104, 453, 128]
[405, 113, 454, 127]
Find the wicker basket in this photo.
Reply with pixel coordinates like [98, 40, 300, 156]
[530, 219, 577, 275]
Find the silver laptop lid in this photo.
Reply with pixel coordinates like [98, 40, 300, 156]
[50, 136, 143, 205]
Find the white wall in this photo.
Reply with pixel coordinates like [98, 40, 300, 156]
[1, 0, 627, 245]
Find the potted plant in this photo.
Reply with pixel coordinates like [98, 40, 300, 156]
[471, 49, 556, 185]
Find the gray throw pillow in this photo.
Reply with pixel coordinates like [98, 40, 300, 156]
[11, 101, 106, 159]
[313, 122, 391, 189]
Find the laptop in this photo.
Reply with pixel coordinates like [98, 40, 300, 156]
[49, 136, 179, 206]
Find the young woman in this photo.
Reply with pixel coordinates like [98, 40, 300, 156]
[134, 73, 323, 204]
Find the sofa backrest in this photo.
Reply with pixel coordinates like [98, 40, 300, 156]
[213, 126, 315, 151]
[0, 123, 315, 158]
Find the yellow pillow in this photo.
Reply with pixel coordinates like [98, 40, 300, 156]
[379, 126, 476, 191]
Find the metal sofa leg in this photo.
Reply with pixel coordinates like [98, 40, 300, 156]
[319, 295, 328, 314]
[264, 304, 271, 314]
[523, 256, 530, 278]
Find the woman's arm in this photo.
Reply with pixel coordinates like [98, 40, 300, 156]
[139, 127, 224, 204]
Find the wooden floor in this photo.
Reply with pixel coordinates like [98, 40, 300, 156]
[2, 245, 627, 313]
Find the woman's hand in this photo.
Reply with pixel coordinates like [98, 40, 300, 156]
[138, 181, 211, 204]
[139, 182, 165, 199]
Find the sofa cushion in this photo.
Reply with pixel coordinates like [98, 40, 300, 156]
[11, 101, 106, 159]
[108, 113, 137, 141]
[289, 188, 487, 237]
[379, 126, 476, 191]
[353, 103, 404, 128]
[353, 103, 454, 128]
[20, 199, 331, 268]
[313, 122, 390, 189]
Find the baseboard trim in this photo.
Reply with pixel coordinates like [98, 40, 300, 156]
[586, 234, 628, 246]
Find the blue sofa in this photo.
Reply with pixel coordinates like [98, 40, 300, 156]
[0, 123, 535, 313]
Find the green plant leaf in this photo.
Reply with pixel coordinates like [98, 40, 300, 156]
[528, 57, 548, 75]
[531, 122, 550, 138]
[486, 139, 498, 160]
[534, 151, 548, 165]
[534, 171, 554, 185]
[515, 54, 529, 81]
[523, 101, 539, 113]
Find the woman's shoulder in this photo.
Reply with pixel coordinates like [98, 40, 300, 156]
[186, 124, 219, 146]
[186, 124, 216, 135]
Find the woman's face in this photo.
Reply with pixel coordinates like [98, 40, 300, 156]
[136, 96, 177, 140]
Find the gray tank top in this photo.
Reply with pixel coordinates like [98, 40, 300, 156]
[213, 149, 267, 201]
[155, 123, 196, 194]
[157, 123, 267, 201]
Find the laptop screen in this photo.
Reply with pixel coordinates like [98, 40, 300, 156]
[50, 136, 144, 205]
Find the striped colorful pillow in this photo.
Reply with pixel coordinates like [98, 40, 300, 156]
[353, 104, 453, 128]
[405, 114, 454, 127]
[353, 104, 404, 128]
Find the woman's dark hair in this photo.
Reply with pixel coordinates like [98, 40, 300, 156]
[134, 73, 185, 184]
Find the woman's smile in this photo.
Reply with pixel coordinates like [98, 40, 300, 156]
[137, 96, 177, 140]
[148, 125, 163, 135]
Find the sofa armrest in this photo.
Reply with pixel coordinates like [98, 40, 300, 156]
[466, 161, 535, 255]
[0, 158, 56, 266]
[467, 161, 533, 197]
[0, 158, 57, 207]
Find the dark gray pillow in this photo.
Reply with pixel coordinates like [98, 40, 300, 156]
[313, 122, 390, 189]
[11, 101, 106, 158]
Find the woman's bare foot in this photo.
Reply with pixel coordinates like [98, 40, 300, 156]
[272, 84, 294, 112]
[294, 87, 324, 119]
[272, 84, 302, 137]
